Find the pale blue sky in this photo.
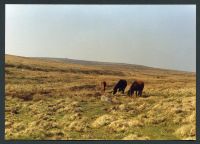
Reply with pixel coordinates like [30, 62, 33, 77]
[5, 5, 196, 72]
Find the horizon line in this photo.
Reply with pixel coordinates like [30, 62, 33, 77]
[5, 53, 196, 73]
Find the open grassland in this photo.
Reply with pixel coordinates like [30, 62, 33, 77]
[5, 54, 196, 140]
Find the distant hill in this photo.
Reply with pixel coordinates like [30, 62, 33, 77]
[29, 56, 192, 74]
[5, 54, 195, 75]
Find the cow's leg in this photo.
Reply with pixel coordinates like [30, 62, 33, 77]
[116, 88, 119, 93]
[140, 90, 143, 96]
[132, 90, 134, 97]
[136, 91, 140, 98]
[138, 91, 141, 96]
[122, 88, 125, 94]
[129, 90, 133, 97]
[120, 89, 124, 94]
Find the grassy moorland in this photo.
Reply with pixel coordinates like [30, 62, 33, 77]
[5, 54, 196, 140]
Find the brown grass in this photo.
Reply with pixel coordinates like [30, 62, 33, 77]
[5, 54, 196, 140]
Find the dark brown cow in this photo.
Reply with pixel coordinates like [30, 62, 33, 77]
[101, 81, 107, 92]
[127, 80, 144, 97]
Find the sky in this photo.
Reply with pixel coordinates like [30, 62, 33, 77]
[5, 5, 196, 72]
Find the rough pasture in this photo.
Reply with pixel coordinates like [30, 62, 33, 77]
[5, 54, 196, 140]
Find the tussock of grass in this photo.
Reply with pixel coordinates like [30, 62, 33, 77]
[91, 114, 115, 128]
[108, 118, 143, 133]
[175, 124, 196, 140]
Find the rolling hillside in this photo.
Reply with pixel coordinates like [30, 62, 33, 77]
[5, 54, 196, 140]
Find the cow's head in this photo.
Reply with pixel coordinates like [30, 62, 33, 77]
[113, 88, 117, 95]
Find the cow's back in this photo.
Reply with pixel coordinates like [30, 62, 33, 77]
[132, 80, 144, 90]
[114, 79, 127, 90]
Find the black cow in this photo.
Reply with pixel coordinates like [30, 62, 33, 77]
[127, 80, 144, 97]
[113, 79, 127, 95]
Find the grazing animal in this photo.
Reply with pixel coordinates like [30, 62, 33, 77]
[113, 79, 127, 95]
[101, 81, 107, 92]
[127, 80, 144, 97]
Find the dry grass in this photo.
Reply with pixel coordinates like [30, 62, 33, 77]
[5, 54, 196, 140]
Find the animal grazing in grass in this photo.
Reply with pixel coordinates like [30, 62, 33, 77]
[101, 81, 107, 92]
[127, 80, 144, 97]
[113, 79, 127, 95]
